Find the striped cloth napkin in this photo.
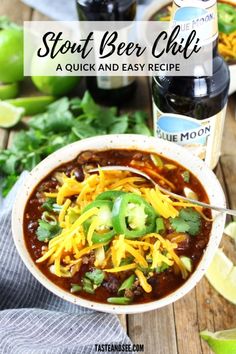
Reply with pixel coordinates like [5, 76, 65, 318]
[0, 174, 132, 354]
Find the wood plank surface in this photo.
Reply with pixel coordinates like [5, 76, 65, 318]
[221, 155, 236, 211]
[222, 94, 236, 156]
[0, 129, 8, 149]
[0, 0, 32, 23]
[128, 306, 178, 354]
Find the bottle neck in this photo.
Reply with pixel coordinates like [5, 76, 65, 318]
[171, 0, 218, 47]
[77, 0, 137, 21]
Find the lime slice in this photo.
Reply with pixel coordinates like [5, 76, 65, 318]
[206, 248, 236, 304]
[7, 96, 55, 116]
[224, 221, 236, 242]
[0, 82, 19, 99]
[200, 329, 236, 354]
[0, 101, 24, 128]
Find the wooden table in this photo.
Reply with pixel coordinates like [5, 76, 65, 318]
[1, 1, 236, 353]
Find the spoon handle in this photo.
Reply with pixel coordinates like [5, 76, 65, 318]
[159, 188, 236, 217]
[90, 166, 235, 217]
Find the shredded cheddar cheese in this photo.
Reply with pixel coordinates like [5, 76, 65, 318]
[59, 199, 71, 225]
[144, 188, 179, 218]
[135, 269, 152, 293]
[104, 263, 137, 273]
[36, 168, 209, 285]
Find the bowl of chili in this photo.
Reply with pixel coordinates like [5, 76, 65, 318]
[12, 135, 226, 314]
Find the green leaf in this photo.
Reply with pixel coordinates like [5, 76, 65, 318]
[109, 116, 128, 134]
[0, 174, 18, 197]
[170, 217, 190, 233]
[133, 123, 152, 136]
[70, 98, 82, 114]
[42, 198, 55, 212]
[0, 153, 20, 175]
[81, 91, 117, 128]
[22, 152, 41, 171]
[170, 208, 201, 236]
[179, 208, 201, 236]
[36, 220, 61, 242]
[72, 121, 97, 139]
[28, 111, 74, 133]
[133, 111, 147, 124]
[48, 97, 70, 113]
[85, 269, 105, 286]
[42, 198, 62, 213]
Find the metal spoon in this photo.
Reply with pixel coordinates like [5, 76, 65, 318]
[90, 165, 236, 217]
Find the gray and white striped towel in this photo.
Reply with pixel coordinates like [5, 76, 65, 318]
[0, 173, 133, 354]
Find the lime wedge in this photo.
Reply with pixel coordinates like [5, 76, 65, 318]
[0, 101, 24, 128]
[200, 329, 236, 354]
[224, 221, 236, 242]
[6, 96, 55, 116]
[0, 82, 19, 99]
[206, 248, 236, 304]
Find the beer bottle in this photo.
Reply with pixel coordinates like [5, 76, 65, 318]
[76, 0, 137, 105]
[152, 0, 230, 169]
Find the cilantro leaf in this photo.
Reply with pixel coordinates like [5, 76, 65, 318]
[170, 217, 190, 233]
[42, 198, 62, 213]
[170, 208, 201, 236]
[81, 91, 117, 128]
[85, 269, 105, 286]
[72, 121, 98, 139]
[0, 174, 18, 197]
[179, 208, 201, 236]
[36, 220, 61, 242]
[109, 116, 129, 134]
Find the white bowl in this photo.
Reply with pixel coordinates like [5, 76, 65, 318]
[142, 0, 236, 95]
[12, 135, 226, 314]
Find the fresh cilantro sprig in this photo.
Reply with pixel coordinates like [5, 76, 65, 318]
[85, 269, 105, 286]
[170, 208, 201, 236]
[42, 198, 62, 213]
[36, 220, 61, 242]
[0, 91, 152, 197]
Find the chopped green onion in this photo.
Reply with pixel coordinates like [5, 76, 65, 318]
[156, 263, 170, 273]
[180, 256, 193, 272]
[107, 297, 132, 305]
[182, 171, 190, 183]
[156, 217, 165, 234]
[151, 154, 163, 168]
[70, 284, 82, 293]
[118, 274, 135, 294]
[82, 277, 95, 294]
[41, 211, 57, 224]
